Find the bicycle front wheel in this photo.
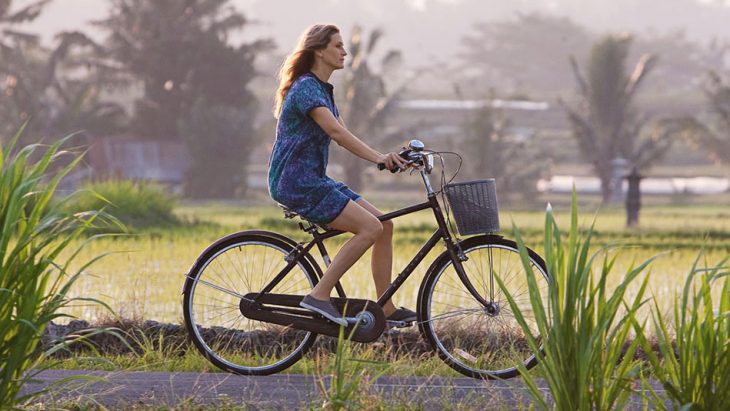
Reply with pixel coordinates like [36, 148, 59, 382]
[419, 235, 550, 379]
[183, 232, 319, 375]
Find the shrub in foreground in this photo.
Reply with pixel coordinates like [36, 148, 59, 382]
[497, 192, 652, 410]
[0, 127, 112, 407]
[640, 256, 730, 410]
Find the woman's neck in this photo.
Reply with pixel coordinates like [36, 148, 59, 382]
[310, 63, 333, 83]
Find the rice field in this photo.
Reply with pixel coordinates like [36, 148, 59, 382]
[61, 200, 730, 324]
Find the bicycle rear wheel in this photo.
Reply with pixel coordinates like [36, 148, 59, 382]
[183, 232, 318, 375]
[419, 235, 550, 379]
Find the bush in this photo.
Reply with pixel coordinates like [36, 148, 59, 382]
[640, 256, 730, 409]
[496, 191, 652, 410]
[0, 126, 112, 407]
[69, 179, 178, 229]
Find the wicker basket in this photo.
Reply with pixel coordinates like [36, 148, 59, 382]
[443, 179, 500, 236]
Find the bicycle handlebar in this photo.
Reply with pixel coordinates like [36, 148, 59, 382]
[376, 148, 414, 173]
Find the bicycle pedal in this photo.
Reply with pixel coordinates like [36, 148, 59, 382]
[386, 320, 414, 328]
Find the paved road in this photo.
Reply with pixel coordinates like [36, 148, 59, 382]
[23, 370, 667, 409]
[23, 370, 533, 409]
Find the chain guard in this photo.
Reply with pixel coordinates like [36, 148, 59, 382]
[239, 293, 386, 343]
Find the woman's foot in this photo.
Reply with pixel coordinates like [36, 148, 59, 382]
[387, 307, 417, 322]
[300, 295, 348, 326]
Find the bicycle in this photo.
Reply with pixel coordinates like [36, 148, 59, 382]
[182, 140, 550, 379]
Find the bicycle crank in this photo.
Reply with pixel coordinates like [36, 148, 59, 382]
[239, 293, 386, 343]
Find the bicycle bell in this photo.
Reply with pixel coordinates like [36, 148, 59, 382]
[408, 139, 425, 152]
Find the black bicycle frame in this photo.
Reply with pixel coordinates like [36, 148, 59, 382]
[255, 193, 490, 308]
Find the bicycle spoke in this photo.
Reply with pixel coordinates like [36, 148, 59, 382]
[185, 237, 316, 375]
[424, 239, 549, 379]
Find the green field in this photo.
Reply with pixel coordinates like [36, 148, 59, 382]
[62, 199, 730, 324]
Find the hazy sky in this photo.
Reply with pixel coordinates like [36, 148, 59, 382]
[18, 0, 730, 67]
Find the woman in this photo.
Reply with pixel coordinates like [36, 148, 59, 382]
[268, 24, 416, 326]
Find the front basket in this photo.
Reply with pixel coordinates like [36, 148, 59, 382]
[443, 179, 500, 236]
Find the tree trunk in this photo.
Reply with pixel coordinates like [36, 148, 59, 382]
[625, 168, 641, 227]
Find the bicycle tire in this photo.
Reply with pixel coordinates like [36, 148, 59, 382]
[183, 231, 319, 375]
[418, 235, 550, 379]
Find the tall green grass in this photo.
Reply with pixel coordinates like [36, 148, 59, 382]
[496, 192, 652, 410]
[640, 256, 730, 410]
[0, 127, 112, 407]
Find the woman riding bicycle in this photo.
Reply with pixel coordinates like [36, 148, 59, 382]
[268, 24, 416, 326]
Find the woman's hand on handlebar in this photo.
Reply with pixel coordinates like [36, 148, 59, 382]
[377, 152, 408, 172]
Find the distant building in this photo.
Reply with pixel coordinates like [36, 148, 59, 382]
[86, 136, 190, 184]
[389, 98, 567, 143]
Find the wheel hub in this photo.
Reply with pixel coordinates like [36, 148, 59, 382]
[484, 302, 500, 316]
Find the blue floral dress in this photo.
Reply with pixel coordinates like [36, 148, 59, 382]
[268, 73, 361, 224]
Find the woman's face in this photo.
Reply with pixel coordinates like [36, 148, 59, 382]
[317, 33, 347, 70]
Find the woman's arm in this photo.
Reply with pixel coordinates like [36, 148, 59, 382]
[311, 107, 406, 170]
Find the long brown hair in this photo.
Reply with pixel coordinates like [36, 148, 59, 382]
[274, 24, 340, 118]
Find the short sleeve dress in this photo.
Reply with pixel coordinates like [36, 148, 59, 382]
[268, 73, 361, 224]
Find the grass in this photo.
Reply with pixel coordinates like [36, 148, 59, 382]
[27, 196, 729, 409]
[37, 200, 726, 376]
[498, 193, 653, 410]
[639, 256, 730, 410]
[54, 201, 730, 324]
[0, 127, 117, 408]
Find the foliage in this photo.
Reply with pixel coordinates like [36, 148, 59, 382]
[561, 34, 684, 203]
[460, 13, 594, 97]
[688, 71, 730, 166]
[315, 324, 390, 410]
[0, 125, 110, 407]
[639, 256, 730, 410]
[179, 100, 258, 198]
[68, 179, 178, 229]
[93, 0, 271, 197]
[460, 92, 544, 201]
[0, 0, 125, 144]
[495, 192, 652, 410]
[337, 24, 410, 192]
[633, 31, 726, 96]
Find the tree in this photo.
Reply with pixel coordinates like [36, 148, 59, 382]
[561, 35, 678, 203]
[460, 93, 544, 202]
[95, 0, 271, 197]
[633, 31, 727, 97]
[0, 0, 123, 143]
[696, 71, 730, 165]
[460, 13, 594, 98]
[338, 25, 409, 192]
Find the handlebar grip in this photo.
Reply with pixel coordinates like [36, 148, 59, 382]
[378, 148, 412, 173]
[377, 163, 399, 173]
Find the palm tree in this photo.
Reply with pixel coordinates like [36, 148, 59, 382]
[338, 25, 410, 192]
[697, 71, 730, 165]
[561, 34, 676, 203]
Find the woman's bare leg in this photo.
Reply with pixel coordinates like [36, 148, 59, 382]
[356, 198, 397, 316]
[308, 200, 383, 300]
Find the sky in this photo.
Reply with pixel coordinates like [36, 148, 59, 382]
[18, 0, 730, 68]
